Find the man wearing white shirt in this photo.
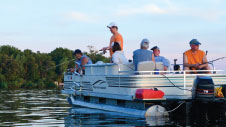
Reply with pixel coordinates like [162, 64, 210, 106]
[111, 42, 128, 64]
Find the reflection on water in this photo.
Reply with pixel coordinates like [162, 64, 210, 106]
[65, 107, 170, 127]
[0, 90, 69, 126]
[1, 89, 226, 126]
[65, 108, 146, 127]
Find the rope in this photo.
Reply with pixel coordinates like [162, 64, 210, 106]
[166, 101, 186, 113]
[158, 101, 186, 113]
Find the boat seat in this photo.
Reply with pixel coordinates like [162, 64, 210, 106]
[155, 62, 164, 71]
[137, 61, 155, 72]
[118, 63, 135, 71]
[156, 60, 171, 72]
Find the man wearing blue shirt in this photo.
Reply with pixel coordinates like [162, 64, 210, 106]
[151, 46, 170, 71]
[133, 38, 155, 71]
[73, 49, 93, 74]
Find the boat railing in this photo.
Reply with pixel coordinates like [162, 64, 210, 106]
[118, 69, 225, 75]
[65, 61, 219, 76]
[170, 62, 216, 71]
[118, 69, 225, 95]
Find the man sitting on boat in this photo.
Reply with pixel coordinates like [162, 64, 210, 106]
[72, 49, 93, 74]
[183, 39, 210, 73]
[151, 46, 170, 71]
[112, 42, 128, 64]
[133, 38, 155, 71]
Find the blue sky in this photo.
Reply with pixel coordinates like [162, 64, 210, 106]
[0, 0, 226, 70]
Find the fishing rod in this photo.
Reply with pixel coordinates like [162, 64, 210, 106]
[46, 50, 106, 72]
[99, 49, 107, 55]
[45, 58, 76, 71]
[201, 56, 226, 65]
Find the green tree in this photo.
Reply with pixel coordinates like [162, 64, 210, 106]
[85, 45, 110, 63]
[0, 45, 109, 89]
[50, 48, 73, 83]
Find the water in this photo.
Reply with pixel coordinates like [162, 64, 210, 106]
[0, 89, 226, 126]
[0, 90, 69, 126]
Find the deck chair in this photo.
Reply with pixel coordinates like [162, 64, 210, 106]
[155, 62, 164, 71]
[156, 60, 171, 74]
[137, 61, 155, 73]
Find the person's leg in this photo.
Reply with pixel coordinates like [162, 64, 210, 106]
[198, 65, 211, 74]
[203, 66, 211, 74]
[184, 67, 191, 74]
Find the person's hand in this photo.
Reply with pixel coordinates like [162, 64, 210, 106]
[70, 68, 75, 72]
[196, 63, 205, 69]
[195, 63, 200, 69]
[100, 47, 107, 51]
[100, 48, 107, 54]
[103, 50, 107, 54]
[197, 64, 204, 69]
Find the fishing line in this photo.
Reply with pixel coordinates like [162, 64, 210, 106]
[161, 73, 192, 91]
[45, 58, 76, 71]
[161, 56, 226, 92]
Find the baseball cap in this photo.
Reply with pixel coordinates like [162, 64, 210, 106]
[73, 49, 82, 55]
[189, 39, 201, 45]
[141, 38, 149, 48]
[151, 46, 160, 50]
[107, 22, 118, 28]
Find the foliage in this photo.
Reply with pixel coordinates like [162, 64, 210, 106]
[0, 45, 109, 89]
[85, 45, 110, 63]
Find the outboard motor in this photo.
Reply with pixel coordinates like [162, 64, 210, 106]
[191, 76, 215, 122]
[192, 76, 215, 102]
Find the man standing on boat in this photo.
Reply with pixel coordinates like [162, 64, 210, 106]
[101, 22, 123, 57]
[151, 46, 170, 71]
[133, 38, 155, 71]
[183, 39, 210, 73]
[72, 49, 93, 74]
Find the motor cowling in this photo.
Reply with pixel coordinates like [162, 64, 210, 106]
[192, 76, 215, 103]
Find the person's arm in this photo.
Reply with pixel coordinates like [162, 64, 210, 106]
[198, 54, 208, 69]
[132, 52, 135, 63]
[183, 53, 199, 68]
[152, 53, 155, 62]
[101, 44, 112, 50]
[72, 62, 81, 73]
[101, 46, 111, 51]
[81, 57, 88, 70]
[163, 66, 168, 71]
[163, 58, 170, 71]
[101, 37, 113, 51]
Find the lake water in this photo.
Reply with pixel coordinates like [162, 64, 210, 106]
[0, 89, 226, 127]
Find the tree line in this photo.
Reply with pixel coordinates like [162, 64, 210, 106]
[0, 45, 109, 89]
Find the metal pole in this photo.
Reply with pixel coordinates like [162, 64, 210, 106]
[183, 71, 186, 94]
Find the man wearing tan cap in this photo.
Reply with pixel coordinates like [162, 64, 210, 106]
[101, 22, 123, 57]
